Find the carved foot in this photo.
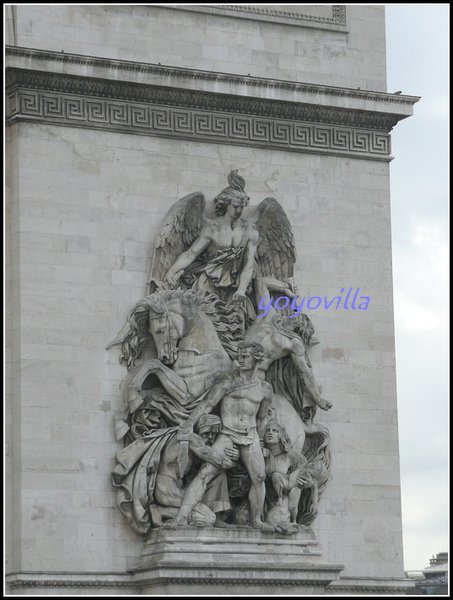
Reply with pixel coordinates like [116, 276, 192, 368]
[252, 520, 277, 533]
[214, 517, 230, 528]
[276, 522, 300, 535]
[162, 516, 189, 529]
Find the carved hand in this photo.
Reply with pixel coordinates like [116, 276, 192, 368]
[164, 269, 183, 288]
[319, 399, 333, 410]
[266, 406, 277, 420]
[296, 475, 312, 488]
[224, 447, 240, 462]
[218, 454, 236, 470]
[232, 290, 247, 303]
[201, 448, 227, 469]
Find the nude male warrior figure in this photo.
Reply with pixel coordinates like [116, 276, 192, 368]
[169, 341, 275, 531]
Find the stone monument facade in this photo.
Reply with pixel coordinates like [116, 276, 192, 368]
[5, 5, 418, 595]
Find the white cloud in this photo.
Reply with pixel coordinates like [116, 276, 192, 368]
[419, 95, 450, 120]
[400, 471, 449, 571]
[393, 218, 449, 335]
[394, 294, 448, 334]
[391, 200, 448, 571]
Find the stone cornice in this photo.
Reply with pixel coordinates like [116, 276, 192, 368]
[6, 67, 393, 161]
[5, 46, 419, 161]
[7, 563, 344, 588]
[164, 4, 348, 31]
[328, 575, 415, 593]
[6, 570, 414, 592]
[5, 68, 404, 132]
[5, 46, 420, 110]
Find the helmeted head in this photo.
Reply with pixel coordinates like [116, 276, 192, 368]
[214, 170, 250, 218]
[195, 414, 222, 446]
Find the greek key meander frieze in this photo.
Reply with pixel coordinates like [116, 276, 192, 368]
[5, 68, 400, 131]
[6, 88, 390, 159]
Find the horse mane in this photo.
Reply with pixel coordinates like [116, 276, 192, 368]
[119, 289, 242, 368]
[196, 291, 243, 360]
[119, 298, 153, 369]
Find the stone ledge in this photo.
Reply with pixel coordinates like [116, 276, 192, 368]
[6, 67, 394, 161]
[129, 526, 344, 593]
[5, 46, 420, 116]
[136, 525, 323, 571]
[7, 571, 414, 595]
[5, 572, 134, 589]
[327, 575, 416, 594]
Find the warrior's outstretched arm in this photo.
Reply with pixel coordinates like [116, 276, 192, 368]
[290, 341, 332, 411]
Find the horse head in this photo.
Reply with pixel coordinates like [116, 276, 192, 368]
[145, 291, 185, 365]
[113, 289, 241, 371]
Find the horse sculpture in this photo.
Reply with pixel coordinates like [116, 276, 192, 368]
[107, 289, 242, 438]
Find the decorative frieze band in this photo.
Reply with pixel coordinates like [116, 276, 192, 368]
[6, 571, 413, 592]
[166, 4, 347, 31]
[6, 68, 391, 160]
[5, 68, 402, 131]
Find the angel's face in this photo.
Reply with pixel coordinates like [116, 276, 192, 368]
[227, 199, 246, 220]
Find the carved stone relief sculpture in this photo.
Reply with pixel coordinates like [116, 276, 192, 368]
[109, 170, 332, 536]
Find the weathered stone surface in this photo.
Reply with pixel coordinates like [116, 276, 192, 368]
[131, 526, 343, 594]
[6, 5, 387, 90]
[5, 4, 416, 595]
[108, 170, 333, 539]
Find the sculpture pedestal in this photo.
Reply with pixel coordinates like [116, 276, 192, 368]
[130, 526, 344, 595]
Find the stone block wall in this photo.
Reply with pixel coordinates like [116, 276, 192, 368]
[7, 120, 402, 577]
[5, 4, 417, 593]
[6, 5, 386, 90]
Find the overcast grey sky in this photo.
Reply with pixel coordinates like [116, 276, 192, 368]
[385, 3, 449, 572]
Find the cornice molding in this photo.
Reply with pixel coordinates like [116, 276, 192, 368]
[164, 4, 347, 31]
[6, 570, 413, 592]
[5, 46, 420, 109]
[6, 68, 392, 161]
[5, 68, 402, 132]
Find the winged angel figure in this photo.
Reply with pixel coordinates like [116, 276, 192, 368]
[147, 170, 297, 327]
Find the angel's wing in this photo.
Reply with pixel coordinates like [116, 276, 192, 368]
[253, 197, 296, 282]
[148, 192, 206, 290]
